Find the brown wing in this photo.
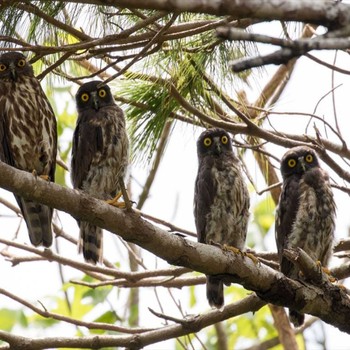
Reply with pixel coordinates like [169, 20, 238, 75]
[0, 76, 57, 247]
[194, 156, 217, 244]
[0, 92, 15, 166]
[275, 174, 301, 274]
[71, 111, 103, 190]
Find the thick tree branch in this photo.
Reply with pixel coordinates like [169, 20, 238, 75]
[0, 294, 265, 349]
[0, 161, 349, 333]
[217, 27, 350, 72]
[3, 1, 350, 29]
[0, 287, 153, 334]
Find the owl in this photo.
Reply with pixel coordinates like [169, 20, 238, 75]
[275, 146, 336, 327]
[0, 51, 57, 247]
[194, 128, 250, 308]
[71, 80, 129, 264]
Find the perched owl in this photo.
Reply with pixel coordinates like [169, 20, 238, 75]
[275, 146, 336, 327]
[194, 128, 250, 308]
[71, 80, 129, 264]
[0, 51, 57, 247]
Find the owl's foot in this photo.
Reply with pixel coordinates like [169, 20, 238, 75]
[208, 240, 223, 248]
[119, 176, 133, 211]
[222, 245, 259, 265]
[316, 261, 337, 283]
[244, 251, 259, 265]
[106, 192, 126, 209]
[39, 174, 50, 181]
[31, 170, 50, 182]
[222, 244, 242, 255]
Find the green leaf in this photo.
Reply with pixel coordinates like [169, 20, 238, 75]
[89, 311, 120, 335]
[253, 194, 276, 236]
[189, 285, 197, 308]
[0, 308, 27, 331]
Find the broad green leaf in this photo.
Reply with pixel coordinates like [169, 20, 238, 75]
[253, 194, 276, 236]
[0, 308, 26, 331]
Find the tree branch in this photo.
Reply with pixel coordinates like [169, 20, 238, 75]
[0, 294, 265, 349]
[0, 161, 349, 333]
[3, 1, 349, 29]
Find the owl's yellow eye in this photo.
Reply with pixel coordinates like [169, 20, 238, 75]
[305, 154, 313, 163]
[203, 137, 212, 147]
[0, 64, 6, 72]
[288, 158, 297, 168]
[17, 59, 26, 67]
[81, 93, 89, 102]
[98, 89, 107, 98]
[221, 135, 228, 144]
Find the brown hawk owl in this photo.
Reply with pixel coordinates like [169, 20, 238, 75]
[0, 52, 57, 247]
[71, 81, 129, 264]
[194, 128, 250, 308]
[275, 146, 336, 327]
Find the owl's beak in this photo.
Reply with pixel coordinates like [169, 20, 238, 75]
[9, 62, 17, 81]
[91, 92, 99, 111]
[213, 141, 222, 156]
[298, 156, 306, 171]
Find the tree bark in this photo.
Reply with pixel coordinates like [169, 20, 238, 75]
[0, 161, 349, 333]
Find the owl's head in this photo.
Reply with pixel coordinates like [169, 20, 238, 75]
[197, 128, 233, 158]
[280, 146, 320, 179]
[0, 52, 33, 81]
[75, 80, 114, 111]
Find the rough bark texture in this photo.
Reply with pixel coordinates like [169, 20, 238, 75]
[2, 1, 350, 28]
[0, 161, 349, 333]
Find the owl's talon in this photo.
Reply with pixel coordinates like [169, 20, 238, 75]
[320, 264, 337, 283]
[119, 176, 132, 211]
[315, 261, 337, 283]
[106, 192, 126, 208]
[31, 170, 50, 182]
[337, 283, 347, 291]
[244, 251, 259, 265]
[39, 174, 50, 181]
[223, 244, 243, 255]
[222, 246, 259, 264]
[208, 240, 223, 248]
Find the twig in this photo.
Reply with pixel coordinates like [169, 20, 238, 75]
[243, 317, 318, 350]
[137, 120, 173, 210]
[0, 287, 153, 334]
[71, 275, 204, 289]
[148, 307, 189, 325]
[136, 209, 197, 238]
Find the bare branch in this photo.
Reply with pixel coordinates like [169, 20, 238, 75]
[3, 0, 349, 28]
[0, 161, 349, 333]
[0, 294, 265, 349]
[0, 287, 152, 334]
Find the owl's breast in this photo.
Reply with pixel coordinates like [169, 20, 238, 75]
[204, 160, 249, 248]
[289, 177, 335, 264]
[83, 113, 129, 199]
[0, 77, 56, 173]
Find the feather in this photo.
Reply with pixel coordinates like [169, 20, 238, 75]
[0, 51, 56, 247]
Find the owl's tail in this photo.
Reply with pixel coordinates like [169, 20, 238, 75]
[206, 275, 224, 309]
[18, 197, 53, 247]
[78, 222, 103, 264]
[289, 309, 304, 327]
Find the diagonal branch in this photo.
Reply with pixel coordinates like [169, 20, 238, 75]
[0, 294, 265, 349]
[0, 161, 349, 333]
[3, 0, 349, 29]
